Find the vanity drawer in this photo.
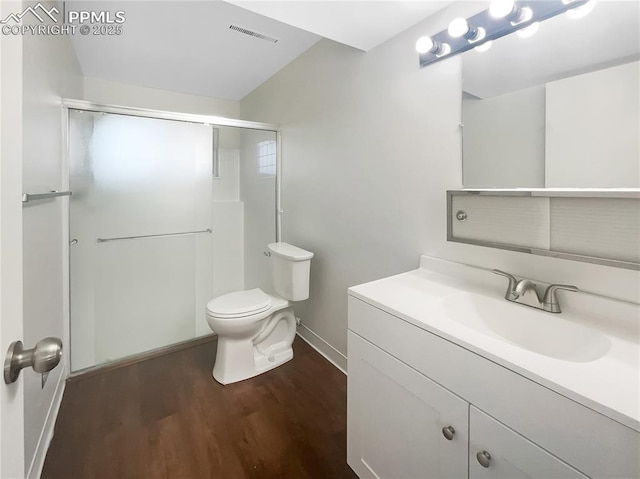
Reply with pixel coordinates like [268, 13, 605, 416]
[348, 295, 640, 479]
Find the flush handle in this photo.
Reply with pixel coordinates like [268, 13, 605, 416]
[4, 338, 63, 384]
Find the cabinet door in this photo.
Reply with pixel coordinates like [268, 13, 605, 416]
[347, 331, 468, 479]
[469, 406, 588, 479]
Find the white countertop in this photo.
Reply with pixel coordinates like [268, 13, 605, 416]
[348, 256, 640, 432]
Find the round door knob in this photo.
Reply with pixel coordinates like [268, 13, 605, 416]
[476, 451, 491, 468]
[4, 337, 62, 384]
[442, 426, 455, 440]
[31, 337, 63, 373]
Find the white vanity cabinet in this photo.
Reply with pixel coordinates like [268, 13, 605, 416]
[348, 332, 468, 479]
[347, 294, 639, 479]
[468, 407, 586, 479]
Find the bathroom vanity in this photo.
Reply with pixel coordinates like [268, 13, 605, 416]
[347, 257, 640, 479]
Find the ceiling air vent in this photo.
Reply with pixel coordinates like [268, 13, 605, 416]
[229, 25, 278, 43]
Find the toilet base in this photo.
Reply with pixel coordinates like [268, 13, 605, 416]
[212, 309, 297, 385]
[254, 345, 293, 374]
[212, 340, 294, 385]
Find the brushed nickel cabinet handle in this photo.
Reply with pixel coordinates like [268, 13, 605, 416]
[476, 451, 491, 468]
[442, 426, 455, 440]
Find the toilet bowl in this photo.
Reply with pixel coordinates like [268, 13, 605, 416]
[206, 242, 313, 385]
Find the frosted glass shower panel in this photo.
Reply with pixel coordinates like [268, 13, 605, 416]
[240, 129, 277, 291]
[69, 110, 214, 370]
[70, 111, 214, 236]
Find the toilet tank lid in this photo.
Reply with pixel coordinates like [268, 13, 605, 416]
[267, 242, 314, 261]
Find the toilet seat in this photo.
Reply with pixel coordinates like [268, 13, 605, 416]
[206, 288, 272, 319]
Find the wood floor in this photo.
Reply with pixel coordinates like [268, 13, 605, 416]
[42, 337, 357, 479]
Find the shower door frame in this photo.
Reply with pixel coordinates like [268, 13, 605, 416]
[61, 99, 281, 376]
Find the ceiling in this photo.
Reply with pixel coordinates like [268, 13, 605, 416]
[68, 1, 320, 101]
[224, 1, 453, 52]
[67, 1, 453, 101]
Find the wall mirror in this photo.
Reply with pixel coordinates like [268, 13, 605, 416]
[461, 1, 639, 189]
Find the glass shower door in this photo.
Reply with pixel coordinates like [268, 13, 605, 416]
[68, 110, 215, 371]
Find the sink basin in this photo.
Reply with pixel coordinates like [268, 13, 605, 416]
[440, 292, 611, 362]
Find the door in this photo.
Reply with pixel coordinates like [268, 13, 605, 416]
[0, 10, 26, 477]
[348, 331, 468, 479]
[469, 406, 588, 479]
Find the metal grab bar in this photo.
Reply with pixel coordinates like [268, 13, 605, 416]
[97, 228, 212, 243]
[22, 190, 72, 203]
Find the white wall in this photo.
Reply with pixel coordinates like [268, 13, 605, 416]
[20, 1, 83, 475]
[240, 2, 640, 364]
[240, 5, 464, 359]
[84, 76, 240, 118]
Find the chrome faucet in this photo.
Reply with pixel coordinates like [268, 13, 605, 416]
[492, 270, 578, 313]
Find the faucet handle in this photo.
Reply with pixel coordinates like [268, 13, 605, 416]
[542, 284, 578, 313]
[492, 269, 518, 300]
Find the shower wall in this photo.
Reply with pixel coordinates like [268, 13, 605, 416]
[240, 129, 278, 293]
[209, 127, 244, 334]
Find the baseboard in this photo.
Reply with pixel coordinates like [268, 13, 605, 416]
[27, 369, 66, 479]
[296, 324, 347, 375]
[68, 334, 217, 382]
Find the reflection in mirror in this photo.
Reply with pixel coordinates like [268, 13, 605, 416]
[461, 1, 639, 188]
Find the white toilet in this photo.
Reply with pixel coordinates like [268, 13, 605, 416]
[206, 242, 313, 385]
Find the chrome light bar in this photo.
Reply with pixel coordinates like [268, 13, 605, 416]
[417, 0, 590, 68]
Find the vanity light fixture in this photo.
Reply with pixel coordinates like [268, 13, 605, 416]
[448, 18, 486, 43]
[417, 0, 591, 67]
[516, 21, 540, 38]
[489, 0, 533, 25]
[415, 36, 451, 56]
[474, 41, 493, 53]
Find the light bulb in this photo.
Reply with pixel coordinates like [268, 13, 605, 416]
[517, 22, 540, 38]
[448, 18, 470, 38]
[567, 0, 596, 19]
[470, 27, 486, 43]
[415, 36, 435, 54]
[448, 18, 484, 42]
[489, 0, 516, 18]
[512, 6, 533, 24]
[474, 41, 493, 53]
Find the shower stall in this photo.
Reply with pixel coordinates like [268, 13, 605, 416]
[66, 103, 279, 372]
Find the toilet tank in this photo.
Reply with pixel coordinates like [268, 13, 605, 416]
[267, 242, 314, 301]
